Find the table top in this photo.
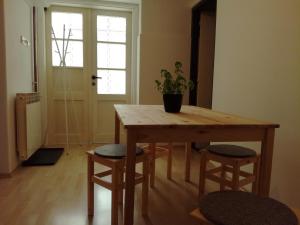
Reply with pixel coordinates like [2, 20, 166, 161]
[114, 105, 279, 129]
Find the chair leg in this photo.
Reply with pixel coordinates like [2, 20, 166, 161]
[252, 157, 260, 194]
[149, 143, 156, 188]
[118, 165, 124, 205]
[232, 163, 240, 191]
[87, 155, 94, 216]
[111, 165, 119, 225]
[167, 143, 173, 180]
[185, 142, 192, 182]
[220, 164, 226, 191]
[199, 151, 208, 198]
[142, 156, 149, 216]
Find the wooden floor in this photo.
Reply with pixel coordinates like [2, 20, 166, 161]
[0, 145, 215, 225]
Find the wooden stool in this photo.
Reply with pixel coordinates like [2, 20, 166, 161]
[190, 208, 215, 225]
[191, 191, 299, 225]
[191, 208, 300, 225]
[199, 145, 260, 197]
[147, 142, 192, 187]
[87, 144, 149, 225]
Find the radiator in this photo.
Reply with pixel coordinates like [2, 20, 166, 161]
[16, 93, 42, 160]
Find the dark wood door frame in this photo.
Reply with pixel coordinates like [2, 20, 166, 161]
[189, 0, 217, 150]
[189, 0, 217, 106]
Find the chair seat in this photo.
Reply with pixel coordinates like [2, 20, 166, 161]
[199, 191, 298, 225]
[207, 144, 256, 158]
[94, 144, 144, 159]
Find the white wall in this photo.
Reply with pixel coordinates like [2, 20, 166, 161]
[4, 0, 34, 172]
[139, 0, 198, 104]
[213, 0, 300, 207]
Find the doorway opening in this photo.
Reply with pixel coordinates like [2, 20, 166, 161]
[189, 0, 217, 108]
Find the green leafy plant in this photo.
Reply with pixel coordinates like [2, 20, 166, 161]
[155, 61, 194, 94]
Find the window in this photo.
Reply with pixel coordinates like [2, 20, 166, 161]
[96, 16, 127, 95]
[51, 12, 83, 67]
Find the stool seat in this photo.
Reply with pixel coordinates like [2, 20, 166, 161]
[207, 144, 257, 158]
[95, 144, 144, 159]
[199, 191, 298, 225]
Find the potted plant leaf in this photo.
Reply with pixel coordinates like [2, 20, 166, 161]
[155, 61, 194, 113]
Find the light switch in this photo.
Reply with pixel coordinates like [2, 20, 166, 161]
[20, 35, 31, 47]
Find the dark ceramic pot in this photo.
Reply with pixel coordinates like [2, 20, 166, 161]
[163, 94, 183, 113]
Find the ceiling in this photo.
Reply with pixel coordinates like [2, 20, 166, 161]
[44, 0, 140, 5]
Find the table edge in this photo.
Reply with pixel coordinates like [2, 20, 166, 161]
[121, 124, 280, 129]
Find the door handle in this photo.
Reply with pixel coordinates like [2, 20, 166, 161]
[91, 75, 102, 80]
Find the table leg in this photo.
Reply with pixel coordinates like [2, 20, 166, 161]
[259, 128, 275, 196]
[185, 142, 192, 182]
[115, 111, 120, 144]
[124, 129, 137, 225]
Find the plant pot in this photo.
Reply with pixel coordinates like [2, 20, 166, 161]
[163, 94, 183, 113]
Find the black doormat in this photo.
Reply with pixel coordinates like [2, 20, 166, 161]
[22, 148, 64, 166]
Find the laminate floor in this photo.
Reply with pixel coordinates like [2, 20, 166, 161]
[0, 145, 216, 225]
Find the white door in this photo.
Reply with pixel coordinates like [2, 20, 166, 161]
[46, 7, 90, 145]
[91, 10, 132, 143]
[46, 7, 132, 145]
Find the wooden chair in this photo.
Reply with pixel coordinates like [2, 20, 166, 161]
[146, 142, 192, 187]
[191, 191, 300, 225]
[87, 144, 149, 225]
[199, 145, 260, 197]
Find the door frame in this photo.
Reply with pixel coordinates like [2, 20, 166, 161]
[189, 0, 217, 150]
[189, 0, 217, 107]
[43, 2, 140, 145]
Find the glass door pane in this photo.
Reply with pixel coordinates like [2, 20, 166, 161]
[97, 70, 126, 94]
[96, 15, 127, 95]
[97, 16, 126, 42]
[97, 43, 126, 69]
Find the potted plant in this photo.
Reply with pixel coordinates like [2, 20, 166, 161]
[155, 61, 194, 113]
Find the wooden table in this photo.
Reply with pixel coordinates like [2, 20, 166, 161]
[114, 105, 279, 225]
